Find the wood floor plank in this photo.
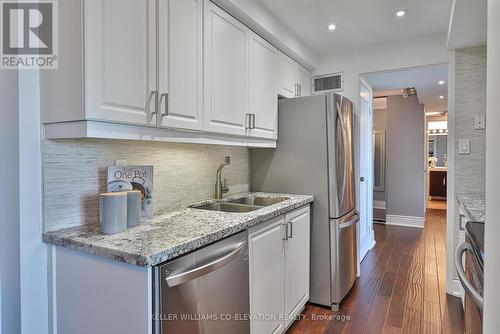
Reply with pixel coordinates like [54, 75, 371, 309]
[286, 210, 463, 334]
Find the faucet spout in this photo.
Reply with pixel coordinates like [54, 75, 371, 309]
[215, 156, 231, 199]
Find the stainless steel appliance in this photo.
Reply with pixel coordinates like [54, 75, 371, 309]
[252, 93, 358, 310]
[153, 231, 250, 333]
[455, 222, 484, 334]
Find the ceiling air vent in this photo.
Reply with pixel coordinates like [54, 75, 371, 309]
[313, 72, 343, 94]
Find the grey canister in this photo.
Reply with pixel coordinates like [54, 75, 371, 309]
[99, 192, 127, 234]
[126, 190, 142, 227]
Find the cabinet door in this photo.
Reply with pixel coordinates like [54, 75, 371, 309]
[204, 2, 247, 136]
[157, 0, 202, 130]
[248, 33, 279, 139]
[284, 206, 310, 327]
[296, 65, 311, 97]
[85, 0, 156, 125]
[249, 218, 285, 334]
[278, 52, 297, 98]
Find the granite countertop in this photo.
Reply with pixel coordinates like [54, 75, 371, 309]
[457, 193, 485, 223]
[42, 192, 313, 267]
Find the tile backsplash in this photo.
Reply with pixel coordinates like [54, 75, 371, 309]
[43, 139, 250, 231]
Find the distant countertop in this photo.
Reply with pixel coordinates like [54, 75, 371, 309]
[429, 167, 447, 172]
[457, 193, 485, 223]
[42, 192, 313, 267]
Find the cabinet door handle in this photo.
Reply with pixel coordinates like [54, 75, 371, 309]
[443, 178, 446, 186]
[148, 90, 158, 123]
[159, 92, 169, 118]
[283, 222, 288, 240]
[245, 113, 251, 129]
[287, 221, 293, 239]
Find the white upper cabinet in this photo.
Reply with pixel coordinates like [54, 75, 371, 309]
[85, 0, 157, 125]
[296, 65, 311, 97]
[204, 2, 248, 136]
[247, 33, 279, 139]
[278, 52, 297, 98]
[157, 0, 202, 130]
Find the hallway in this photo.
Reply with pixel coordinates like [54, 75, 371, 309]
[287, 209, 463, 333]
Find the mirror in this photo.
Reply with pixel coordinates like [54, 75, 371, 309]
[373, 131, 386, 191]
[428, 135, 447, 167]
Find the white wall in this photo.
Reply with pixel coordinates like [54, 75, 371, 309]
[18, 71, 49, 334]
[484, 0, 500, 331]
[314, 33, 450, 102]
[385, 95, 425, 218]
[0, 69, 21, 334]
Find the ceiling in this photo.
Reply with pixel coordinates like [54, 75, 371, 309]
[256, 0, 452, 54]
[365, 64, 448, 113]
[447, 0, 487, 49]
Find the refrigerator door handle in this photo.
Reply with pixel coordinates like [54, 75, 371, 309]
[336, 101, 348, 209]
[338, 214, 359, 229]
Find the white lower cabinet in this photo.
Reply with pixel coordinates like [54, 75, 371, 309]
[283, 206, 311, 328]
[249, 205, 311, 334]
[249, 217, 285, 334]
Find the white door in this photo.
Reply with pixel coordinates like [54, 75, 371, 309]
[84, 0, 156, 125]
[157, 0, 202, 130]
[284, 206, 310, 328]
[358, 78, 375, 261]
[296, 65, 311, 97]
[278, 52, 297, 98]
[247, 33, 279, 139]
[203, 2, 247, 136]
[249, 218, 285, 334]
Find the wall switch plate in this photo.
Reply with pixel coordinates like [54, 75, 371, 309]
[458, 139, 470, 155]
[114, 159, 127, 166]
[474, 115, 486, 130]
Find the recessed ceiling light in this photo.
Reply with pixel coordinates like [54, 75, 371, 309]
[438, 80, 446, 85]
[439, 95, 445, 99]
[328, 24, 337, 31]
[396, 9, 408, 17]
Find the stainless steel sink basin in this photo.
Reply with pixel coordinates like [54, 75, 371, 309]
[192, 202, 262, 213]
[227, 196, 289, 207]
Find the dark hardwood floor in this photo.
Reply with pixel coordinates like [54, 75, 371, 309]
[287, 209, 464, 334]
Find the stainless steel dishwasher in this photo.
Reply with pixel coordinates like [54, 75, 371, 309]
[153, 231, 250, 334]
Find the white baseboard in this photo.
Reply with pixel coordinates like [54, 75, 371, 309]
[373, 200, 386, 210]
[385, 215, 424, 228]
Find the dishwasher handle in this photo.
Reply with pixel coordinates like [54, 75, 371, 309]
[455, 242, 483, 310]
[166, 241, 246, 287]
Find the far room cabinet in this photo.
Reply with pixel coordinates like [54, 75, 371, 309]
[249, 218, 285, 334]
[157, 0, 203, 130]
[248, 33, 279, 139]
[204, 2, 248, 136]
[283, 206, 310, 328]
[84, 0, 157, 125]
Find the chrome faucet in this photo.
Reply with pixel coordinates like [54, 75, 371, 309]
[215, 156, 231, 199]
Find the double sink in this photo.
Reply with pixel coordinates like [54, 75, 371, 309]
[192, 196, 289, 213]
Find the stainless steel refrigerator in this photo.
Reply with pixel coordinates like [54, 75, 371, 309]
[251, 93, 359, 310]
